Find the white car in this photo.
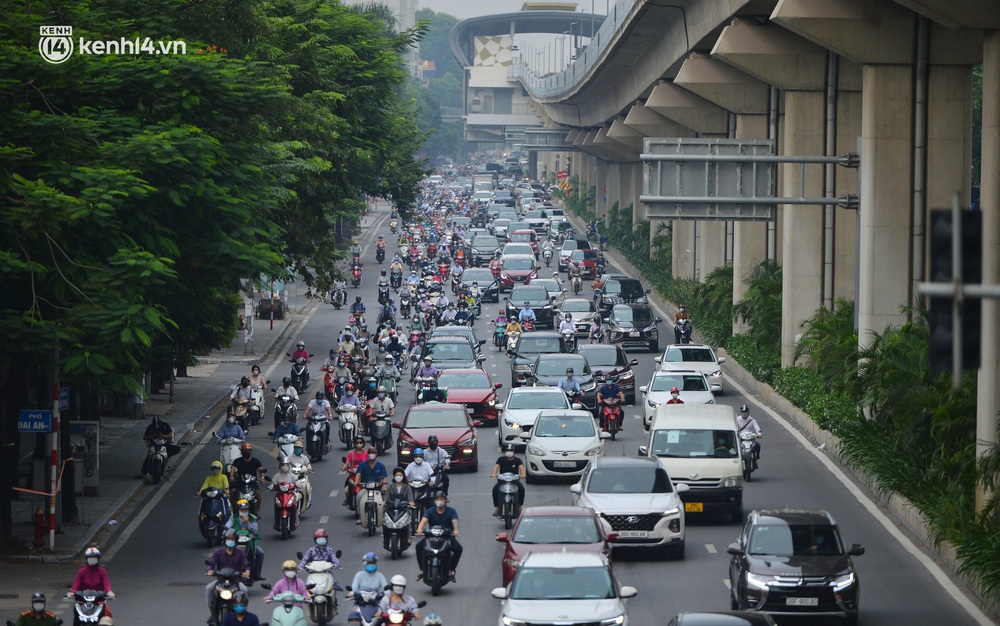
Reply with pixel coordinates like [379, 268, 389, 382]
[655, 344, 726, 393]
[492, 551, 636, 626]
[640, 370, 718, 429]
[522, 410, 608, 480]
[570, 456, 688, 557]
[530, 278, 564, 300]
[497, 387, 578, 449]
[501, 242, 535, 259]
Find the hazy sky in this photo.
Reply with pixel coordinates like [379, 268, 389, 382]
[420, 0, 602, 20]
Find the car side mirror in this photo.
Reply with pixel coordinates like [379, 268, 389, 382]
[341, 457, 347, 463]
[494, 382, 503, 389]
[477, 355, 487, 361]
[479, 339, 487, 345]
[496, 533, 508, 542]
[496, 404, 504, 411]
[519, 432, 530, 440]
[491, 587, 508, 599]
[675, 483, 690, 493]
[655, 317, 663, 324]
[645, 289, 652, 294]
[267, 432, 275, 437]
[630, 359, 639, 366]
[718, 357, 727, 364]
[726, 542, 744, 556]
[848, 544, 866, 556]
[599, 431, 611, 440]
[620, 586, 638, 598]
[653, 357, 662, 364]
[571, 403, 583, 410]
[286, 352, 292, 357]
[391, 422, 402, 429]
[710, 384, 722, 393]
[638, 445, 648, 455]
[309, 353, 314, 357]
[638, 386, 647, 394]
[569, 483, 582, 494]
[417, 601, 428, 609]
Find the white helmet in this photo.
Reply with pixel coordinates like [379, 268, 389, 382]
[390, 574, 407, 587]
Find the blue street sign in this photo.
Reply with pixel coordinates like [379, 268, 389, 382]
[18, 410, 53, 433]
[59, 387, 70, 411]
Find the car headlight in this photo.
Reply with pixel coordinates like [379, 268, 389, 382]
[599, 616, 625, 626]
[647, 399, 658, 408]
[505, 419, 521, 429]
[513, 364, 531, 372]
[662, 507, 680, 517]
[502, 618, 527, 626]
[527, 445, 546, 456]
[723, 475, 743, 488]
[833, 571, 856, 592]
[710, 370, 722, 377]
[584, 446, 602, 457]
[746, 572, 776, 589]
[487, 400, 496, 407]
[458, 437, 476, 447]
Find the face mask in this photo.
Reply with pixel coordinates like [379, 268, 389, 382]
[414, 458, 423, 465]
[284, 570, 296, 579]
[394, 475, 404, 483]
[392, 585, 405, 595]
[240, 510, 249, 518]
[378, 393, 386, 398]
[228, 417, 235, 424]
[365, 564, 377, 573]
[87, 557, 98, 566]
[242, 452, 251, 458]
[280, 466, 290, 473]
[294, 448, 303, 455]
[434, 499, 446, 508]
[368, 454, 377, 461]
[33, 603, 45, 612]
[505, 451, 514, 458]
[225, 541, 236, 549]
[355, 443, 364, 448]
[671, 394, 679, 399]
[234, 604, 246, 614]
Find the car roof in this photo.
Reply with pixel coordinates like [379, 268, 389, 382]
[613, 303, 653, 311]
[503, 254, 535, 261]
[520, 551, 608, 568]
[406, 402, 466, 413]
[508, 385, 565, 395]
[672, 612, 777, 626]
[426, 336, 472, 345]
[578, 344, 617, 354]
[590, 456, 660, 469]
[516, 330, 561, 338]
[510, 229, 536, 235]
[752, 509, 837, 526]
[535, 409, 594, 420]
[518, 505, 598, 517]
[437, 368, 490, 378]
[535, 353, 585, 363]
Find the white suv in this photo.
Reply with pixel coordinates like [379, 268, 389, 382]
[639, 370, 718, 429]
[497, 387, 577, 449]
[655, 344, 726, 394]
[522, 410, 609, 480]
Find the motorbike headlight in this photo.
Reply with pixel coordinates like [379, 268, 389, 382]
[584, 446, 602, 457]
[487, 400, 496, 407]
[599, 616, 625, 626]
[220, 589, 233, 600]
[722, 475, 743, 488]
[527, 445, 546, 456]
[833, 571, 856, 592]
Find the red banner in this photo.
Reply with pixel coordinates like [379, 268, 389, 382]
[556, 169, 569, 180]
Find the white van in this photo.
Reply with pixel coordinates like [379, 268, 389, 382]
[638, 404, 743, 522]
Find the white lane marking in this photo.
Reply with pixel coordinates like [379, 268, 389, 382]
[728, 374, 994, 625]
[705, 544, 718, 554]
[329, 489, 339, 497]
[723, 579, 731, 590]
[320, 515, 329, 524]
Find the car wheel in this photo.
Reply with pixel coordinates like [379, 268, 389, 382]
[842, 612, 859, 626]
[730, 591, 739, 611]
[649, 342, 658, 353]
[525, 472, 537, 484]
[670, 541, 685, 560]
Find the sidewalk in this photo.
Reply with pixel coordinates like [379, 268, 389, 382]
[2, 203, 391, 564]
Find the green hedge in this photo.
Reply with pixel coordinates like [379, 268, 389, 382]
[726, 333, 780, 385]
[771, 367, 857, 434]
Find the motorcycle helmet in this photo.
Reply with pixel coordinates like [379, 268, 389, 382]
[523, 301, 530, 307]
[412, 447, 424, 456]
[297, 341, 305, 349]
[314, 528, 329, 540]
[346, 383, 355, 393]
[385, 355, 394, 363]
[424, 615, 443, 626]
[240, 376, 250, 386]
[427, 435, 439, 446]
[84, 546, 101, 559]
[283, 377, 291, 386]
[236, 499, 250, 511]
[355, 296, 363, 303]
[381, 270, 387, 276]
[282, 559, 297, 570]
[210, 460, 223, 472]
[740, 404, 750, 413]
[316, 391, 325, 400]
[232, 590, 249, 607]
[377, 385, 387, 394]
[670, 387, 680, 394]
[363, 551, 378, 563]
[390, 574, 407, 587]
[241, 442, 253, 452]
[388, 298, 394, 304]
[353, 436, 365, 446]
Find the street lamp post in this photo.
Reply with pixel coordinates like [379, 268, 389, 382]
[570, 21, 579, 58]
[535, 49, 543, 75]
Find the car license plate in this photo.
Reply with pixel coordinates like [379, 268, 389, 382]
[786, 597, 818, 606]
[616, 530, 648, 538]
[553, 461, 576, 468]
[684, 502, 704, 513]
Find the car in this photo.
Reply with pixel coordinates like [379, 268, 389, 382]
[493, 190, 515, 207]
[559, 298, 601, 337]
[473, 190, 493, 204]
[607, 304, 663, 352]
[727, 510, 864, 624]
[530, 278, 564, 302]
[527, 353, 598, 410]
[508, 330, 568, 387]
[501, 242, 535, 259]
[597, 276, 651, 317]
[522, 410, 608, 480]
[496, 210, 519, 222]
[470, 235, 502, 266]
[497, 256, 539, 290]
[570, 456, 689, 557]
[457, 267, 501, 303]
[497, 386, 578, 447]
[550, 219, 573, 239]
[577, 344, 639, 404]
[495, 505, 615, 586]
[492, 218, 512, 238]
[667, 612, 777, 626]
[640, 370, 718, 427]
[508, 230, 539, 258]
[505, 285, 558, 330]
[394, 402, 478, 470]
[523, 210, 550, 235]
[451, 216, 473, 229]
[547, 208, 566, 220]
[656, 344, 726, 393]
[430, 326, 486, 356]
[491, 551, 637, 626]
[256, 294, 286, 320]
[436, 368, 503, 427]
[569, 248, 599, 279]
[411, 336, 486, 378]
[559, 238, 592, 271]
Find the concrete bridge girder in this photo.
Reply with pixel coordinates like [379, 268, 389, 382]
[896, 0, 1000, 29]
[674, 53, 771, 116]
[645, 82, 729, 136]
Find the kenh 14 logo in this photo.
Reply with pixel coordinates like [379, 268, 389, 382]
[38, 26, 74, 64]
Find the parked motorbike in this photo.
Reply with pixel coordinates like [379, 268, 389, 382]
[496, 472, 522, 530]
[218, 435, 244, 475]
[337, 404, 360, 447]
[419, 526, 455, 596]
[272, 480, 300, 540]
[369, 411, 393, 456]
[146, 437, 170, 485]
[68, 589, 111, 626]
[675, 318, 693, 344]
[359, 482, 384, 537]
[740, 432, 759, 482]
[306, 414, 332, 462]
[199, 487, 230, 547]
[289, 354, 313, 394]
[383, 491, 411, 560]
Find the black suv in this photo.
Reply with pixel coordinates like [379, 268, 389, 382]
[577, 344, 640, 404]
[607, 304, 662, 352]
[509, 331, 569, 387]
[597, 276, 652, 318]
[727, 510, 864, 624]
[505, 285, 557, 329]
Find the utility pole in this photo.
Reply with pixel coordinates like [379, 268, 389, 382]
[49, 343, 59, 550]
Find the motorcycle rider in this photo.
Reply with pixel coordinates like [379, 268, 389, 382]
[673, 304, 691, 343]
[291, 341, 310, 362]
[138, 415, 179, 479]
[596, 372, 627, 430]
[423, 436, 451, 494]
[299, 528, 342, 570]
[225, 499, 265, 582]
[338, 383, 363, 414]
[72, 546, 115, 622]
[248, 364, 268, 389]
[196, 460, 230, 498]
[453, 302, 471, 325]
[350, 296, 367, 318]
[415, 493, 462, 583]
[378, 269, 390, 290]
[558, 313, 576, 334]
[272, 412, 301, 442]
[369, 386, 396, 417]
[568, 260, 583, 291]
[354, 447, 388, 522]
[490, 444, 526, 517]
[376, 354, 402, 383]
[351, 240, 362, 258]
[273, 377, 300, 429]
[406, 270, 421, 287]
[303, 391, 333, 448]
[205, 530, 250, 614]
[264, 560, 310, 607]
[413, 356, 440, 383]
[737, 404, 763, 468]
[231, 376, 254, 402]
[440, 303, 457, 324]
[433, 291, 450, 311]
[285, 439, 313, 511]
[385, 468, 416, 548]
[541, 238, 554, 259]
[349, 552, 387, 609]
[376, 575, 421, 622]
[15, 592, 58, 626]
[517, 301, 536, 325]
[403, 448, 434, 487]
[341, 436, 369, 506]
[588, 318, 606, 343]
[665, 387, 684, 404]
[556, 367, 582, 402]
[215, 412, 246, 444]
[229, 443, 267, 511]
[420, 379, 447, 403]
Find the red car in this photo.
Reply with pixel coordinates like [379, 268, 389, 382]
[495, 505, 616, 586]
[508, 229, 539, 257]
[437, 368, 503, 427]
[498, 255, 538, 290]
[394, 403, 479, 471]
[569, 249, 599, 279]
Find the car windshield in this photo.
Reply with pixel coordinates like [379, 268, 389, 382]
[533, 416, 596, 438]
[650, 429, 738, 459]
[511, 287, 548, 301]
[473, 237, 500, 249]
[425, 343, 475, 361]
[650, 374, 708, 392]
[570, 250, 588, 260]
[505, 244, 533, 255]
[503, 259, 535, 271]
[665, 347, 717, 363]
[513, 515, 600, 544]
[494, 219, 512, 228]
[613, 308, 654, 324]
[517, 336, 563, 354]
[561, 240, 580, 251]
[405, 408, 468, 429]
[510, 233, 534, 242]
[536, 358, 588, 377]
[562, 300, 595, 314]
[579, 347, 620, 367]
[510, 566, 615, 600]
[525, 211, 544, 219]
[604, 280, 644, 298]
[506, 392, 569, 410]
[586, 466, 673, 493]
[532, 280, 561, 293]
[437, 372, 490, 389]
[462, 270, 495, 283]
[509, 223, 531, 232]
[749, 524, 845, 557]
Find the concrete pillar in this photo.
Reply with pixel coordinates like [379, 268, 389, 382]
[606, 161, 622, 216]
[673, 221, 696, 280]
[733, 114, 770, 326]
[595, 160, 608, 218]
[780, 90, 825, 366]
[977, 29, 1000, 511]
[698, 222, 727, 282]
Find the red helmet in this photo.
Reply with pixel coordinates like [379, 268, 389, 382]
[313, 528, 329, 539]
[240, 442, 253, 452]
[670, 387, 680, 393]
[346, 383, 355, 392]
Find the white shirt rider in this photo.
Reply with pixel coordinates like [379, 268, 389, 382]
[558, 318, 576, 333]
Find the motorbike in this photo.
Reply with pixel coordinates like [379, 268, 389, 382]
[399, 293, 412, 318]
[413, 376, 437, 404]
[273, 432, 298, 460]
[740, 432, 759, 482]
[146, 437, 170, 485]
[199, 487, 230, 547]
[599, 397, 622, 441]
[379, 374, 400, 402]
[543, 248, 553, 266]
[69, 589, 111, 626]
[248, 384, 266, 426]
[376, 246, 386, 264]
[331, 286, 347, 309]
[419, 526, 455, 596]
[272, 480, 300, 539]
[380, 604, 426, 626]
[675, 317, 693, 344]
[383, 491, 411, 560]
[205, 565, 242, 626]
[390, 219, 398, 234]
[235, 529, 260, 586]
[359, 482, 385, 537]
[369, 410, 393, 456]
[274, 392, 298, 426]
[352, 266, 363, 288]
[494, 321, 507, 348]
[300, 553, 342, 626]
[218, 435, 244, 475]
[262, 590, 310, 626]
[234, 473, 262, 516]
[337, 404, 360, 447]
[408, 479, 431, 536]
[289, 354, 313, 394]
[496, 472, 522, 530]
[305, 413, 331, 462]
[390, 271, 403, 290]
[378, 283, 390, 305]
[571, 274, 583, 295]
[408, 329, 423, 350]
[560, 328, 577, 353]
[505, 330, 521, 356]
[590, 327, 606, 344]
[291, 463, 312, 514]
[228, 396, 251, 432]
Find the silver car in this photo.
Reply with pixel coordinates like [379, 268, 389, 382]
[655, 344, 726, 394]
[640, 370, 718, 429]
[558, 297, 600, 336]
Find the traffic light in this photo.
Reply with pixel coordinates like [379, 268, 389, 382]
[927, 209, 982, 371]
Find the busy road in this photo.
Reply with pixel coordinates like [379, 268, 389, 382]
[91, 207, 988, 626]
